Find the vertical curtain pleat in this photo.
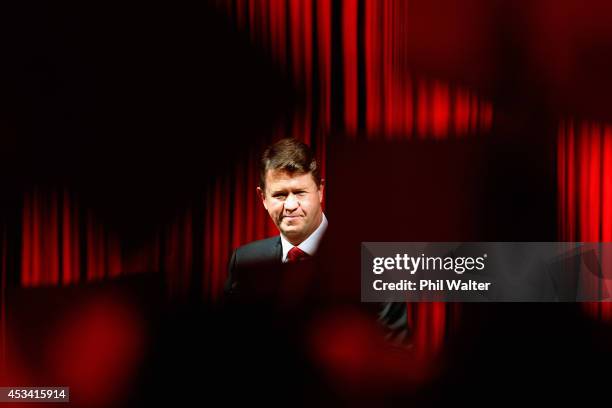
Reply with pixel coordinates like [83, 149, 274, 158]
[558, 120, 612, 320]
[21, 188, 122, 286]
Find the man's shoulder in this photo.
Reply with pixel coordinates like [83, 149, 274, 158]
[234, 236, 281, 264]
[236, 236, 280, 253]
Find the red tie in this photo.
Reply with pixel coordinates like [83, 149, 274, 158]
[287, 246, 310, 263]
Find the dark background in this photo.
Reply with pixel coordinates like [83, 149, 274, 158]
[0, 0, 296, 242]
[2, 1, 611, 406]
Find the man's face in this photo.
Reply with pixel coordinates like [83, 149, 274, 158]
[258, 169, 324, 245]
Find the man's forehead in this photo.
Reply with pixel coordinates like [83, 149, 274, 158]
[265, 169, 316, 188]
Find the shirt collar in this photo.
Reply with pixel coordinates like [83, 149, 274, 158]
[280, 213, 328, 263]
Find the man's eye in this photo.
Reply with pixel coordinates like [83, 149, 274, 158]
[274, 194, 287, 199]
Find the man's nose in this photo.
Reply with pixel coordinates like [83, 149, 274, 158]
[284, 193, 299, 210]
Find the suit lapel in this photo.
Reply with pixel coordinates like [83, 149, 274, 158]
[271, 236, 282, 263]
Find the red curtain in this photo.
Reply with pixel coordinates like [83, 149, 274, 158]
[362, 0, 492, 138]
[215, 0, 492, 139]
[558, 119, 612, 320]
[21, 188, 122, 286]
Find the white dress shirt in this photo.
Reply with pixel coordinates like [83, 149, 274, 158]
[280, 213, 328, 263]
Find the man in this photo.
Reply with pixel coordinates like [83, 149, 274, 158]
[225, 138, 328, 298]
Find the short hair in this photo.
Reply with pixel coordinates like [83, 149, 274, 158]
[259, 138, 321, 191]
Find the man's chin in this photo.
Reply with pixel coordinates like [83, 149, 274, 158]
[280, 227, 304, 238]
[281, 220, 302, 229]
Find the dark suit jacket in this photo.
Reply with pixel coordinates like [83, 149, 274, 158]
[224, 231, 411, 346]
[224, 233, 339, 306]
[224, 236, 282, 299]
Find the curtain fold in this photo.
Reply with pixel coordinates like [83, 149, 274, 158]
[21, 188, 122, 286]
[558, 119, 612, 320]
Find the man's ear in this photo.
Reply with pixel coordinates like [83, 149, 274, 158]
[256, 186, 268, 210]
